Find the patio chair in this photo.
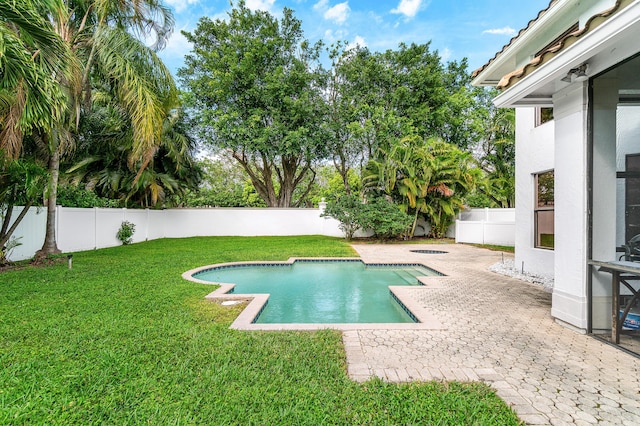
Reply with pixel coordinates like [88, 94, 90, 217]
[622, 234, 640, 262]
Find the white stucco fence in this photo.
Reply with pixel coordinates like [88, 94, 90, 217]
[454, 208, 516, 246]
[5, 205, 514, 261]
[5, 205, 347, 261]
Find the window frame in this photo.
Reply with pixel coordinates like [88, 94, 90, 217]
[535, 107, 554, 127]
[534, 170, 555, 250]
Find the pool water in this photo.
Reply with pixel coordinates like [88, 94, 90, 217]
[194, 260, 440, 324]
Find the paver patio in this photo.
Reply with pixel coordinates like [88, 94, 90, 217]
[345, 243, 640, 425]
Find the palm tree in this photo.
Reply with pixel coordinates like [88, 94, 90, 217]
[421, 141, 481, 238]
[0, 1, 72, 156]
[1, 0, 177, 256]
[66, 104, 201, 208]
[364, 136, 480, 238]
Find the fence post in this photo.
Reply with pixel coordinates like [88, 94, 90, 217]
[318, 198, 327, 236]
[94, 207, 98, 250]
[56, 205, 61, 250]
[318, 198, 327, 215]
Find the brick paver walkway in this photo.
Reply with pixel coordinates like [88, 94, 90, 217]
[345, 243, 640, 425]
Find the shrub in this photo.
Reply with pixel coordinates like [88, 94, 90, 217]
[0, 236, 22, 265]
[360, 197, 413, 240]
[322, 195, 412, 240]
[321, 195, 364, 240]
[57, 184, 121, 208]
[116, 221, 136, 245]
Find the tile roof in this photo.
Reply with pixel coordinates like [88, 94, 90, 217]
[471, 0, 558, 79]
[496, 0, 632, 90]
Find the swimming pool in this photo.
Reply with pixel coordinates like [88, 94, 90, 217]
[192, 260, 441, 324]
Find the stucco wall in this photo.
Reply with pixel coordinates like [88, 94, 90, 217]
[5, 206, 346, 261]
[514, 108, 555, 279]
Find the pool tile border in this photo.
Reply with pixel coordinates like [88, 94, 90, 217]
[182, 258, 446, 331]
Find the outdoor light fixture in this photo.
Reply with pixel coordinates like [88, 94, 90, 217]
[561, 64, 589, 83]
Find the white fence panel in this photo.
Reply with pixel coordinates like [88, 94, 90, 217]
[483, 222, 516, 246]
[455, 221, 485, 244]
[93, 208, 126, 249]
[57, 207, 96, 252]
[487, 208, 515, 222]
[147, 210, 165, 240]
[455, 208, 515, 246]
[5, 207, 47, 261]
[161, 208, 328, 237]
[458, 210, 486, 221]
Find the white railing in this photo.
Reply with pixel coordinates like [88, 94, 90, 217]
[455, 208, 515, 246]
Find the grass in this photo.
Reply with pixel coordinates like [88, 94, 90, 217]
[0, 236, 521, 425]
[467, 243, 515, 253]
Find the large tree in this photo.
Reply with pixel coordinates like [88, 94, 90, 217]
[179, 1, 328, 207]
[1, 0, 177, 257]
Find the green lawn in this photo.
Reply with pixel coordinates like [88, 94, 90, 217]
[0, 236, 521, 425]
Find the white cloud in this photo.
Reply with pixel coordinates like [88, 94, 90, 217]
[165, 0, 199, 13]
[482, 26, 517, 36]
[439, 47, 451, 62]
[313, 0, 328, 11]
[324, 29, 349, 42]
[157, 29, 193, 75]
[391, 0, 422, 19]
[347, 35, 366, 50]
[324, 2, 350, 24]
[368, 11, 383, 25]
[245, 0, 276, 12]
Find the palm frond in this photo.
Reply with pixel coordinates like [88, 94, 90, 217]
[93, 26, 177, 168]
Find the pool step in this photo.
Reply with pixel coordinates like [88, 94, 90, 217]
[394, 270, 418, 284]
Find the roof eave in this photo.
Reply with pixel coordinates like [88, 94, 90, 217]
[471, 0, 569, 87]
[493, 1, 640, 108]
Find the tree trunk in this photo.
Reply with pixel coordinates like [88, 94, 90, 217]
[0, 202, 33, 249]
[36, 146, 62, 259]
[333, 153, 351, 196]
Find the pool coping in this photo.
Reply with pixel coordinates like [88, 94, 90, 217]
[182, 258, 446, 331]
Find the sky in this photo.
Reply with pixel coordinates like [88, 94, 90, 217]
[158, 0, 551, 78]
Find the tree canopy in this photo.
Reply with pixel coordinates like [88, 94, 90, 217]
[1, 0, 181, 256]
[179, 1, 328, 207]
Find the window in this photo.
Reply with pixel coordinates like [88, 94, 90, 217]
[536, 107, 554, 126]
[534, 170, 554, 249]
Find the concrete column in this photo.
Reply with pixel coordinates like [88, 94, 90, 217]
[551, 83, 590, 331]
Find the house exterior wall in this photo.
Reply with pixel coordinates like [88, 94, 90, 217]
[514, 108, 555, 278]
[551, 83, 590, 330]
[474, 0, 640, 339]
[514, 84, 591, 331]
